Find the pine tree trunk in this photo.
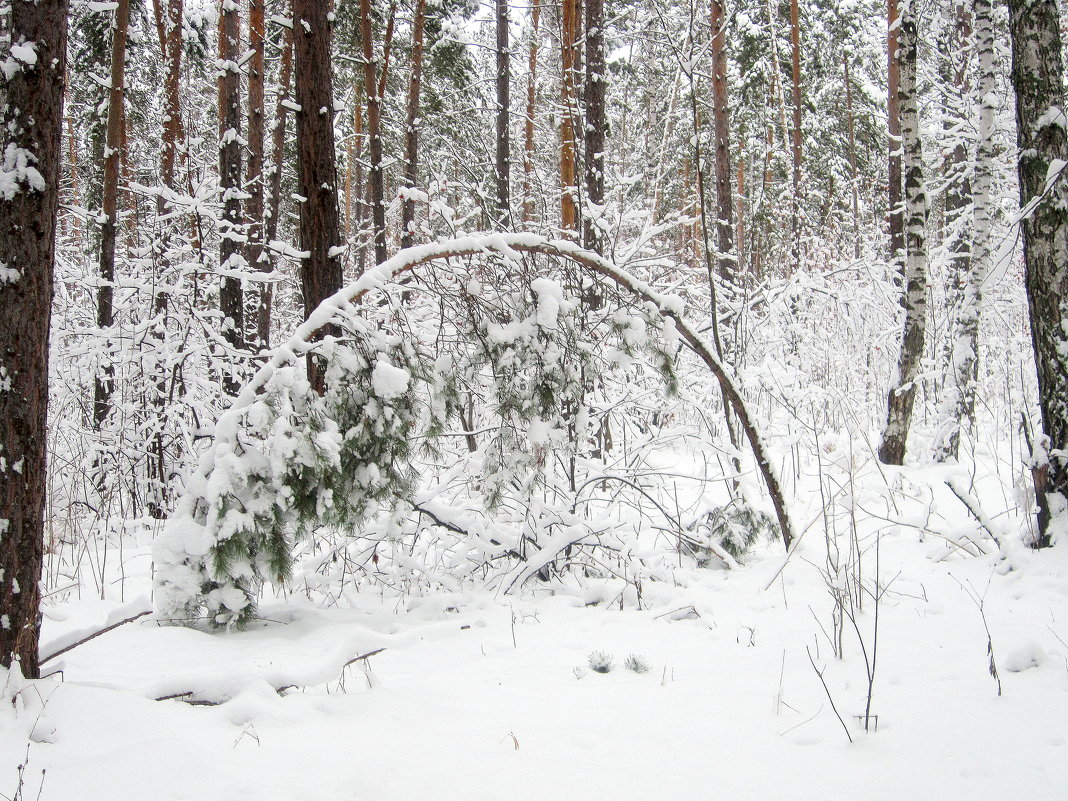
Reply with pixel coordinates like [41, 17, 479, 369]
[710, 0, 734, 281]
[218, 0, 245, 370]
[294, 0, 343, 393]
[247, 0, 267, 349]
[878, 0, 929, 466]
[262, 13, 293, 344]
[401, 0, 427, 250]
[495, 0, 510, 225]
[583, 0, 605, 254]
[935, 1, 976, 462]
[361, 0, 388, 266]
[523, 0, 540, 223]
[0, 0, 69, 679]
[560, 0, 580, 235]
[788, 0, 803, 264]
[95, 0, 131, 430]
[1006, 0, 1068, 546]
[844, 54, 861, 260]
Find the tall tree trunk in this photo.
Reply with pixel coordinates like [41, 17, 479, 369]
[710, 0, 734, 281]
[401, 0, 427, 251]
[360, 0, 391, 266]
[95, 0, 131, 430]
[878, 0, 929, 466]
[523, 0, 540, 223]
[583, 0, 605, 253]
[218, 0, 245, 377]
[248, 0, 267, 349]
[262, 12, 294, 345]
[843, 54, 861, 260]
[495, 0, 511, 224]
[935, 1, 975, 462]
[294, 0, 343, 393]
[1006, 0, 1068, 546]
[888, 0, 905, 269]
[0, 0, 69, 679]
[788, 0, 803, 264]
[559, 0, 580, 235]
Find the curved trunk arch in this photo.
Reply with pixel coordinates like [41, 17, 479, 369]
[156, 234, 795, 625]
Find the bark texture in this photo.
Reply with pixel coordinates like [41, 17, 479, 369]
[710, 0, 734, 280]
[583, 0, 606, 254]
[559, 0, 580, 234]
[888, 0, 905, 268]
[1007, 0, 1068, 545]
[401, 0, 426, 250]
[878, 0, 929, 465]
[218, 0, 245, 362]
[294, 0, 343, 393]
[494, 0, 510, 224]
[95, 0, 131, 429]
[248, 0, 267, 348]
[0, 0, 69, 678]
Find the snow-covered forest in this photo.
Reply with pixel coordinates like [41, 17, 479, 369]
[1, 0, 1068, 797]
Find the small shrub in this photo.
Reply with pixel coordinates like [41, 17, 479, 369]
[588, 650, 614, 673]
[624, 653, 651, 673]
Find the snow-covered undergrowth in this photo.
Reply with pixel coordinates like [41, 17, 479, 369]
[6, 426, 1068, 800]
[19, 239, 1057, 799]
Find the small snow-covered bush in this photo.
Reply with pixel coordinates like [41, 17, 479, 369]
[588, 650, 614, 673]
[624, 653, 651, 673]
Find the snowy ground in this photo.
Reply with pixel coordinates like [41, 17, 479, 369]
[4, 490, 1068, 801]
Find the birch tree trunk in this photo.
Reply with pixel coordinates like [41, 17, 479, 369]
[878, 0, 929, 466]
[936, 0, 982, 462]
[0, 0, 69, 679]
[888, 0, 905, 269]
[1006, 0, 1068, 546]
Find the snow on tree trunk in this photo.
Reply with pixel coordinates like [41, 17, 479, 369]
[583, 0, 605, 254]
[218, 0, 245, 387]
[294, 0, 343, 394]
[934, 0, 978, 463]
[401, 0, 426, 251]
[1006, 0, 1068, 546]
[494, 0, 510, 225]
[879, 0, 929, 466]
[0, 0, 69, 678]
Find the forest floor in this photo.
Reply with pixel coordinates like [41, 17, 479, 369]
[4, 464, 1068, 801]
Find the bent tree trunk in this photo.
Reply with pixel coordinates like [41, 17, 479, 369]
[0, 0, 69, 679]
[1006, 0, 1068, 546]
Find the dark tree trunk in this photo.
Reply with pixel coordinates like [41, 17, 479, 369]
[218, 0, 245, 373]
[361, 0, 389, 266]
[788, 0, 803, 264]
[494, 0, 511, 225]
[248, 0, 267, 349]
[1006, 0, 1068, 545]
[583, 0, 605, 254]
[0, 0, 69, 679]
[95, 0, 130, 430]
[523, 0, 540, 223]
[559, 0, 579, 235]
[401, 0, 427, 251]
[293, 0, 343, 393]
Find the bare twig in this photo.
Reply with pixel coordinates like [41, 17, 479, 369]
[806, 645, 852, 743]
[39, 610, 152, 665]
